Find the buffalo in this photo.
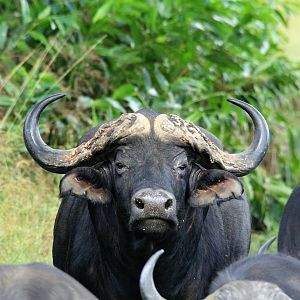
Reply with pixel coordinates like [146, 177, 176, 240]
[23, 94, 269, 299]
[0, 263, 98, 300]
[140, 183, 300, 300]
[278, 184, 300, 259]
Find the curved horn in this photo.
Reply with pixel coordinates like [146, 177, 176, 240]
[154, 98, 269, 177]
[140, 249, 166, 300]
[23, 94, 151, 174]
[223, 98, 270, 176]
[258, 236, 276, 255]
[23, 94, 74, 173]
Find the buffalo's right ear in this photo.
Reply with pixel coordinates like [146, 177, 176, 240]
[60, 167, 111, 204]
[188, 169, 244, 207]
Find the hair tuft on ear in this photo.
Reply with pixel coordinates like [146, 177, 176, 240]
[60, 167, 111, 203]
[189, 169, 244, 207]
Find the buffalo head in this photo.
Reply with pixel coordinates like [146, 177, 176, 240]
[24, 94, 269, 235]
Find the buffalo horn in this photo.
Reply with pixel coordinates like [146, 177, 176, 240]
[203, 98, 270, 176]
[140, 249, 166, 300]
[220, 98, 270, 176]
[257, 236, 276, 255]
[23, 94, 74, 173]
[154, 98, 269, 176]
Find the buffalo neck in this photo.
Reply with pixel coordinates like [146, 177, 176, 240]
[89, 202, 219, 299]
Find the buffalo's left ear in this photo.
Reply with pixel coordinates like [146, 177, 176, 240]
[188, 169, 244, 207]
[60, 167, 111, 204]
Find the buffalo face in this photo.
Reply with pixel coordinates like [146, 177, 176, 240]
[60, 140, 193, 235]
[111, 140, 192, 234]
[60, 138, 244, 235]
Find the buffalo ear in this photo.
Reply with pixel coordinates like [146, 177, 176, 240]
[60, 167, 111, 204]
[188, 169, 243, 207]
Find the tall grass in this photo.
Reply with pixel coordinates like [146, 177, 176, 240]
[0, 129, 60, 263]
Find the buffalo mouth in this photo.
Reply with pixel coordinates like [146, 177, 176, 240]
[130, 217, 178, 234]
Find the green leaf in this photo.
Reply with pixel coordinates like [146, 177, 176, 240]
[186, 111, 202, 123]
[104, 98, 126, 113]
[20, 0, 31, 24]
[92, 0, 113, 23]
[141, 67, 152, 92]
[125, 96, 142, 111]
[29, 31, 50, 47]
[113, 84, 135, 100]
[154, 65, 169, 91]
[38, 6, 51, 20]
[172, 78, 205, 94]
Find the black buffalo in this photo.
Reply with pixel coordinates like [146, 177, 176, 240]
[278, 184, 300, 259]
[0, 263, 98, 300]
[23, 94, 269, 299]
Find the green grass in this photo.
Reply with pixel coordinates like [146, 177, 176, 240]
[0, 129, 60, 264]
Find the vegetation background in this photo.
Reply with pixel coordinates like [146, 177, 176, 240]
[0, 0, 300, 263]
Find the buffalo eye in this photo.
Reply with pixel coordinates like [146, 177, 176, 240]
[115, 161, 128, 174]
[178, 164, 187, 171]
[176, 163, 189, 177]
[75, 176, 85, 182]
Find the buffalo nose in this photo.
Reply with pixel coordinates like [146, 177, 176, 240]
[132, 188, 175, 212]
[134, 197, 173, 210]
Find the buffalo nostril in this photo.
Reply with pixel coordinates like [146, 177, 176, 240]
[165, 199, 173, 210]
[135, 198, 145, 209]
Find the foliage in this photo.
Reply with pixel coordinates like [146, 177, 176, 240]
[1, 0, 300, 232]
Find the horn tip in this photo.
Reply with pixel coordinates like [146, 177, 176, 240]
[227, 97, 242, 104]
[51, 93, 66, 99]
[157, 249, 164, 255]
